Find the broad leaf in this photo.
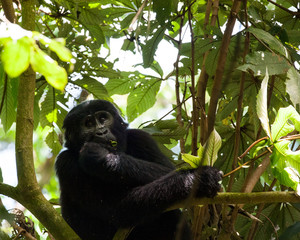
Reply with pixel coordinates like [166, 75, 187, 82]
[256, 69, 271, 139]
[1, 37, 31, 78]
[127, 79, 161, 122]
[0, 81, 17, 132]
[142, 26, 166, 68]
[30, 47, 67, 91]
[105, 78, 133, 95]
[248, 27, 289, 58]
[182, 154, 200, 168]
[37, 34, 72, 62]
[287, 67, 300, 106]
[271, 106, 300, 141]
[75, 76, 111, 100]
[238, 51, 290, 76]
[45, 130, 62, 155]
[272, 140, 300, 191]
[202, 129, 222, 166]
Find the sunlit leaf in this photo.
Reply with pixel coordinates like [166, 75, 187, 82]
[30, 47, 67, 91]
[1, 37, 31, 78]
[271, 105, 300, 141]
[256, 68, 271, 140]
[182, 153, 200, 168]
[202, 129, 222, 166]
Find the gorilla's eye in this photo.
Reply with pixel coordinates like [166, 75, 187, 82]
[85, 116, 95, 128]
[95, 111, 111, 124]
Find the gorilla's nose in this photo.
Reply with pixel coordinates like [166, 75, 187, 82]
[96, 129, 108, 136]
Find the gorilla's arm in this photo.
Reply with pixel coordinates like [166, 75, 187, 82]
[116, 166, 222, 226]
[79, 142, 173, 186]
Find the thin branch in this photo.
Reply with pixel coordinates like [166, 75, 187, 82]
[227, 5, 250, 191]
[207, 0, 242, 136]
[187, 5, 197, 155]
[128, 0, 148, 31]
[267, 0, 300, 16]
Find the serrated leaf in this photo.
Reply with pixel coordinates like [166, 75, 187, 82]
[45, 130, 62, 155]
[203, 129, 222, 166]
[30, 47, 67, 91]
[142, 27, 166, 68]
[1, 37, 31, 78]
[40, 88, 58, 128]
[105, 78, 133, 95]
[256, 69, 271, 139]
[75, 76, 111, 100]
[271, 105, 300, 141]
[248, 27, 289, 58]
[151, 127, 185, 144]
[127, 79, 161, 122]
[238, 51, 290, 76]
[287, 67, 300, 106]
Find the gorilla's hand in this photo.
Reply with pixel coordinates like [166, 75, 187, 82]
[195, 166, 223, 198]
[80, 142, 110, 161]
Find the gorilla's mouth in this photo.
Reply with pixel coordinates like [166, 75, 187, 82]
[92, 135, 116, 146]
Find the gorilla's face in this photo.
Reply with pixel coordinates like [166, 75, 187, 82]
[81, 110, 116, 146]
[63, 100, 128, 151]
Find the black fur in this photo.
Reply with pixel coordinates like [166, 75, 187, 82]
[55, 100, 222, 240]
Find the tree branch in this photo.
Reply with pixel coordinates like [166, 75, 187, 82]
[169, 191, 300, 210]
[0, 0, 15, 23]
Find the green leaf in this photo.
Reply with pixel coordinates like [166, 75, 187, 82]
[36, 34, 72, 62]
[75, 76, 111, 100]
[271, 106, 300, 141]
[127, 79, 161, 122]
[30, 47, 67, 91]
[153, 0, 174, 25]
[1, 37, 31, 78]
[256, 69, 271, 139]
[271, 140, 300, 190]
[142, 26, 166, 68]
[40, 88, 58, 128]
[202, 129, 222, 166]
[279, 222, 300, 240]
[45, 130, 62, 155]
[105, 78, 133, 95]
[248, 27, 289, 58]
[0, 81, 17, 132]
[182, 153, 201, 168]
[287, 67, 300, 106]
[0, 168, 3, 183]
[238, 51, 290, 76]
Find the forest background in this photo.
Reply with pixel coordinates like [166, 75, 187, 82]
[0, 0, 300, 239]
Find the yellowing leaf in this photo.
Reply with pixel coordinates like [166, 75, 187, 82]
[1, 37, 32, 78]
[30, 47, 67, 91]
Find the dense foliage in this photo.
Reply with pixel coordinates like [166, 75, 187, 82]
[0, 0, 300, 239]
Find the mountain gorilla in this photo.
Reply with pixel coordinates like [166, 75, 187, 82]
[55, 100, 222, 240]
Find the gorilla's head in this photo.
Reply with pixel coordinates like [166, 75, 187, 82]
[63, 100, 128, 152]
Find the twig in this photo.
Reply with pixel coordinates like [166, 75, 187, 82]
[128, 0, 148, 31]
